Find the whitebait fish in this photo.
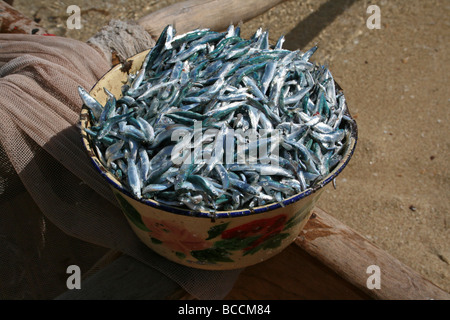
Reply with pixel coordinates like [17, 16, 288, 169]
[80, 25, 354, 212]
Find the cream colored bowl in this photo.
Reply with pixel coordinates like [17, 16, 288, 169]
[79, 49, 358, 270]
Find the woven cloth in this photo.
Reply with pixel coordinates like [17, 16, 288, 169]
[0, 30, 241, 299]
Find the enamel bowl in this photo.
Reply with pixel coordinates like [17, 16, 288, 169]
[79, 49, 358, 270]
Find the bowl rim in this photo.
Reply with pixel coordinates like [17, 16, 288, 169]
[79, 50, 358, 219]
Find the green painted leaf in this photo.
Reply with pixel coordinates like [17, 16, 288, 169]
[115, 193, 151, 232]
[176, 252, 186, 259]
[243, 233, 290, 256]
[213, 235, 261, 251]
[150, 237, 162, 244]
[284, 204, 314, 230]
[243, 245, 262, 256]
[191, 247, 234, 263]
[206, 222, 229, 240]
[260, 233, 290, 249]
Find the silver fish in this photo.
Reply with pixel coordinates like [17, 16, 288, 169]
[80, 24, 353, 213]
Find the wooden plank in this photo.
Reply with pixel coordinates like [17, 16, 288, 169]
[138, 0, 287, 37]
[296, 208, 450, 300]
[0, 1, 47, 35]
[225, 243, 372, 300]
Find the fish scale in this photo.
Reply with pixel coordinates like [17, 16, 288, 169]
[80, 24, 352, 212]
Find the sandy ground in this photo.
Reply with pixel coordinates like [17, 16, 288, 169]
[13, 0, 449, 294]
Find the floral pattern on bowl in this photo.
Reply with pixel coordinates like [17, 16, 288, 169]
[116, 192, 315, 266]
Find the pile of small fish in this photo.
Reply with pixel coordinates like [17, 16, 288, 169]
[79, 25, 353, 214]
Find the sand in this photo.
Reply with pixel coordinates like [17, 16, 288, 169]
[13, 0, 449, 293]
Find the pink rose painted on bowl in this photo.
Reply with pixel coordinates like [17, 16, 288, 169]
[142, 216, 210, 255]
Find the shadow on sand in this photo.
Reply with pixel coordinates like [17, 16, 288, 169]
[284, 0, 360, 51]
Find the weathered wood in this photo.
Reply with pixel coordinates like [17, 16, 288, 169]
[225, 242, 372, 300]
[87, 20, 156, 66]
[0, 0, 47, 35]
[138, 0, 287, 37]
[296, 207, 450, 300]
